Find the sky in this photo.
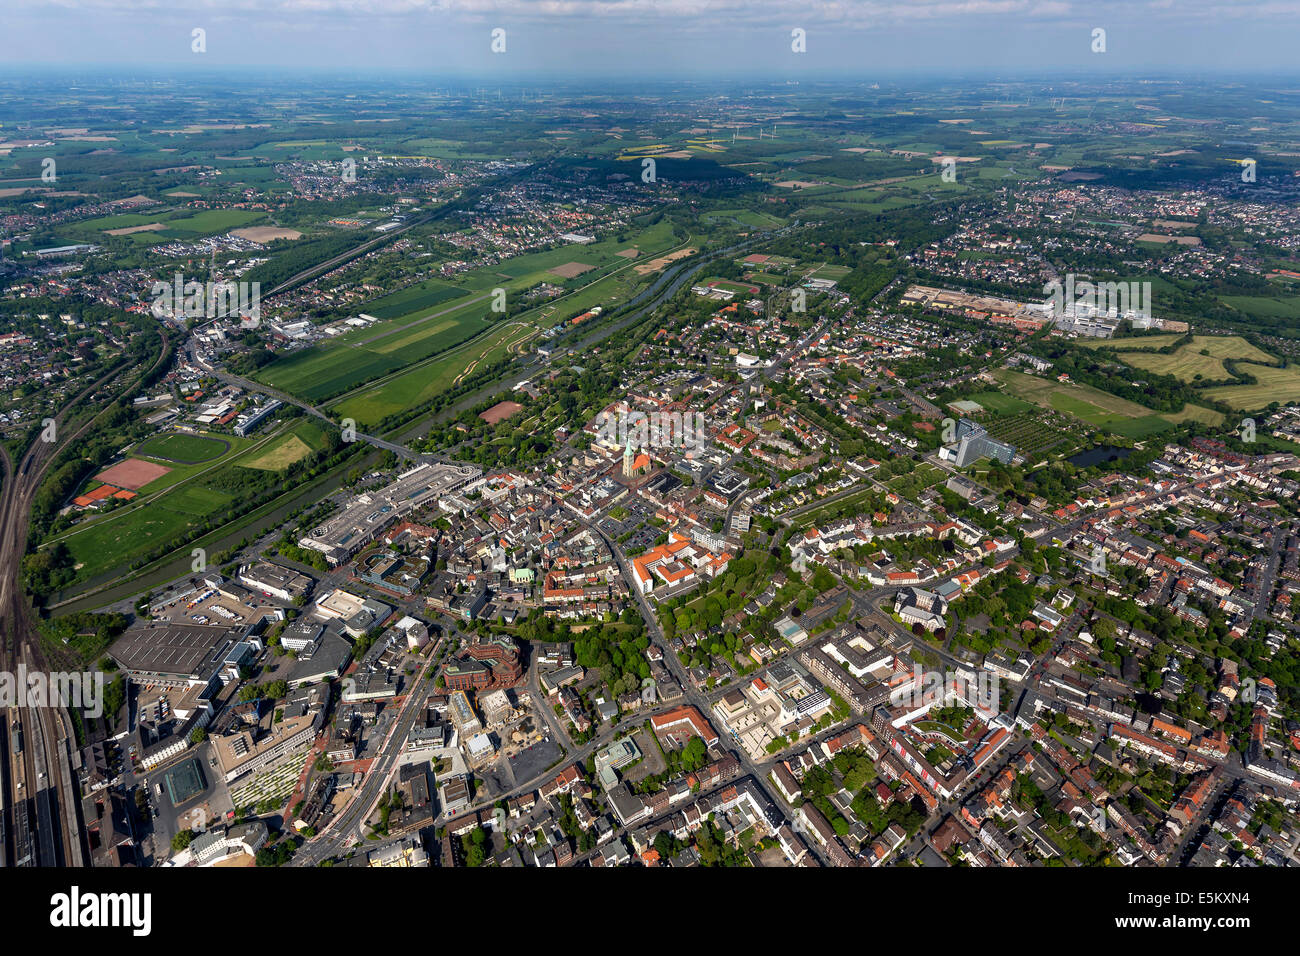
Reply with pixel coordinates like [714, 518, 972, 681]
[3, 0, 1299, 77]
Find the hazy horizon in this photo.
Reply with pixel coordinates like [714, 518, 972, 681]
[5, 1, 1300, 77]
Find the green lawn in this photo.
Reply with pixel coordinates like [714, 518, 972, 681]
[963, 391, 1035, 415]
[359, 279, 468, 320]
[135, 432, 230, 463]
[995, 368, 1163, 434]
[330, 322, 533, 426]
[62, 484, 235, 579]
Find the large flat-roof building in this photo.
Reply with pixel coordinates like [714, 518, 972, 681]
[238, 561, 314, 602]
[298, 462, 480, 565]
[107, 622, 242, 691]
[212, 687, 326, 800]
[311, 588, 393, 638]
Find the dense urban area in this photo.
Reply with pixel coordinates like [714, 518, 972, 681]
[3, 64, 1300, 875]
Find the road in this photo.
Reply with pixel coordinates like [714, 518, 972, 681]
[578, 514, 830, 863]
[292, 667, 436, 866]
[257, 165, 545, 299]
[0, 333, 171, 868]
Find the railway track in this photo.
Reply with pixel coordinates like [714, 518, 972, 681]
[0, 330, 170, 867]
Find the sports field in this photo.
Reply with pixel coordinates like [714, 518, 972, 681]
[135, 432, 231, 463]
[239, 420, 327, 471]
[61, 483, 237, 579]
[962, 391, 1035, 415]
[52, 426, 275, 582]
[93, 458, 172, 490]
[701, 277, 761, 295]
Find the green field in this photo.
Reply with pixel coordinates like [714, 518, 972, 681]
[963, 391, 1035, 415]
[258, 344, 411, 402]
[239, 420, 327, 471]
[699, 277, 761, 295]
[52, 427, 278, 580]
[1084, 335, 1291, 410]
[702, 208, 785, 229]
[61, 483, 236, 579]
[257, 291, 498, 403]
[1160, 404, 1227, 426]
[1220, 295, 1300, 321]
[74, 206, 265, 241]
[994, 368, 1171, 438]
[256, 220, 682, 404]
[1082, 333, 1187, 351]
[241, 435, 311, 471]
[164, 209, 266, 235]
[360, 280, 468, 320]
[330, 322, 534, 426]
[135, 432, 230, 463]
[806, 263, 852, 280]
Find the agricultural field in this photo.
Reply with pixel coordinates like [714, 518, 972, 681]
[1088, 335, 1279, 384]
[69, 206, 268, 243]
[984, 413, 1079, 460]
[1202, 364, 1300, 410]
[1085, 335, 1292, 410]
[1219, 294, 1300, 322]
[1083, 333, 1186, 351]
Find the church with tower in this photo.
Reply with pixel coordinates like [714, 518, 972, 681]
[622, 434, 652, 482]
